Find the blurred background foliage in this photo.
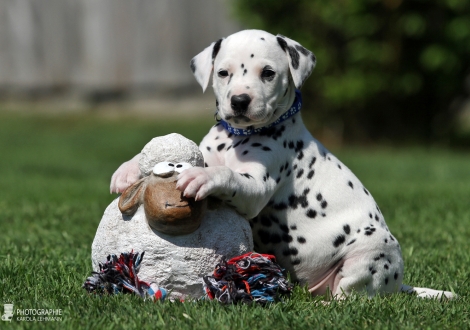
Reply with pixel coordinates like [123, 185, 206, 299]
[233, 0, 470, 145]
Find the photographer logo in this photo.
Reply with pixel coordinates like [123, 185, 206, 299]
[2, 303, 14, 322]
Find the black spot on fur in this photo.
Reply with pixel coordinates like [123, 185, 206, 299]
[364, 188, 370, 195]
[288, 194, 309, 209]
[346, 239, 356, 246]
[309, 157, 317, 168]
[206, 146, 211, 151]
[279, 224, 289, 233]
[333, 235, 346, 247]
[287, 46, 300, 69]
[251, 54, 254, 57]
[297, 151, 304, 160]
[260, 37, 265, 41]
[232, 191, 236, 197]
[343, 224, 351, 234]
[241, 64, 244, 68]
[295, 44, 310, 56]
[277, 36, 288, 52]
[370, 267, 377, 275]
[190, 58, 196, 73]
[297, 236, 306, 244]
[296, 169, 304, 178]
[348, 181, 354, 189]
[283, 141, 287, 148]
[204, 162, 208, 167]
[306, 209, 317, 218]
[217, 143, 225, 151]
[337, 164, 342, 169]
[262, 146, 271, 151]
[375, 214, 379, 221]
[286, 170, 292, 177]
[282, 247, 298, 256]
[384, 264, 389, 270]
[270, 233, 282, 244]
[282, 234, 293, 243]
[316, 193, 322, 201]
[242, 150, 249, 156]
[385, 278, 389, 285]
[233, 140, 242, 148]
[260, 215, 272, 227]
[240, 173, 253, 179]
[258, 229, 270, 244]
[273, 202, 288, 211]
[394, 272, 399, 280]
[369, 213, 373, 219]
[291, 259, 301, 265]
[252, 143, 262, 147]
[290, 224, 297, 230]
[276, 177, 281, 184]
[258, 125, 286, 140]
[364, 227, 376, 236]
[289, 247, 299, 256]
[307, 170, 314, 179]
[270, 215, 280, 224]
[212, 39, 223, 61]
[321, 200, 328, 209]
[242, 137, 250, 144]
[384, 238, 388, 243]
[288, 141, 295, 149]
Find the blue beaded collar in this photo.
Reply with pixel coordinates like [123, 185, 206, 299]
[217, 89, 302, 136]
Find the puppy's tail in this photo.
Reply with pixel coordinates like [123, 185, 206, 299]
[400, 284, 457, 299]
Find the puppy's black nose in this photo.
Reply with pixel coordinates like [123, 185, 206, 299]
[230, 94, 251, 114]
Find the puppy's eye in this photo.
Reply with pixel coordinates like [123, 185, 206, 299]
[261, 68, 276, 80]
[218, 70, 229, 78]
[153, 162, 176, 175]
[174, 162, 193, 173]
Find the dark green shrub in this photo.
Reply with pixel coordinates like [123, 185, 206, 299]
[233, 0, 470, 144]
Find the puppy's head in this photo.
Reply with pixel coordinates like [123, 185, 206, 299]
[190, 30, 316, 129]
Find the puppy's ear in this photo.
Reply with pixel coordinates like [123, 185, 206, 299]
[118, 177, 147, 217]
[276, 35, 316, 89]
[190, 38, 223, 92]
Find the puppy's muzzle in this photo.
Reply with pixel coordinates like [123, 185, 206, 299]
[230, 94, 252, 115]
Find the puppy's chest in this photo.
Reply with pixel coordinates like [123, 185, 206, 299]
[200, 122, 296, 167]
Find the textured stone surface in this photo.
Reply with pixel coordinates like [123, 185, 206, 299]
[92, 199, 252, 299]
[92, 134, 253, 299]
[139, 133, 204, 176]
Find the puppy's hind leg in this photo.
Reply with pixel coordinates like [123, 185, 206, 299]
[400, 284, 456, 299]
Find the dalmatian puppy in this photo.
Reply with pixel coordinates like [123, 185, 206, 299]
[111, 30, 454, 299]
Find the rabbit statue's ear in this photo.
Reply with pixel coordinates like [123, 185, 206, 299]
[118, 177, 147, 216]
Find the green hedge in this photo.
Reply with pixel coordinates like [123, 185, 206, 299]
[233, 0, 470, 144]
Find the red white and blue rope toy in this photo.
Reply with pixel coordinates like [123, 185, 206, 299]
[203, 252, 292, 304]
[83, 251, 292, 304]
[82, 251, 167, 301]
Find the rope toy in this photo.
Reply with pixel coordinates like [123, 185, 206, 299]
[82, 251, 166, 301]
[203, 252, 292, 304]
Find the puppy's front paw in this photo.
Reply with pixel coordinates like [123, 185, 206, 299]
[110, 157, 141, 194]
[176, 167, 214, 201]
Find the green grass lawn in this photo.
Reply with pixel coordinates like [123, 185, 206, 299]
[0, 112, 468, 329]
